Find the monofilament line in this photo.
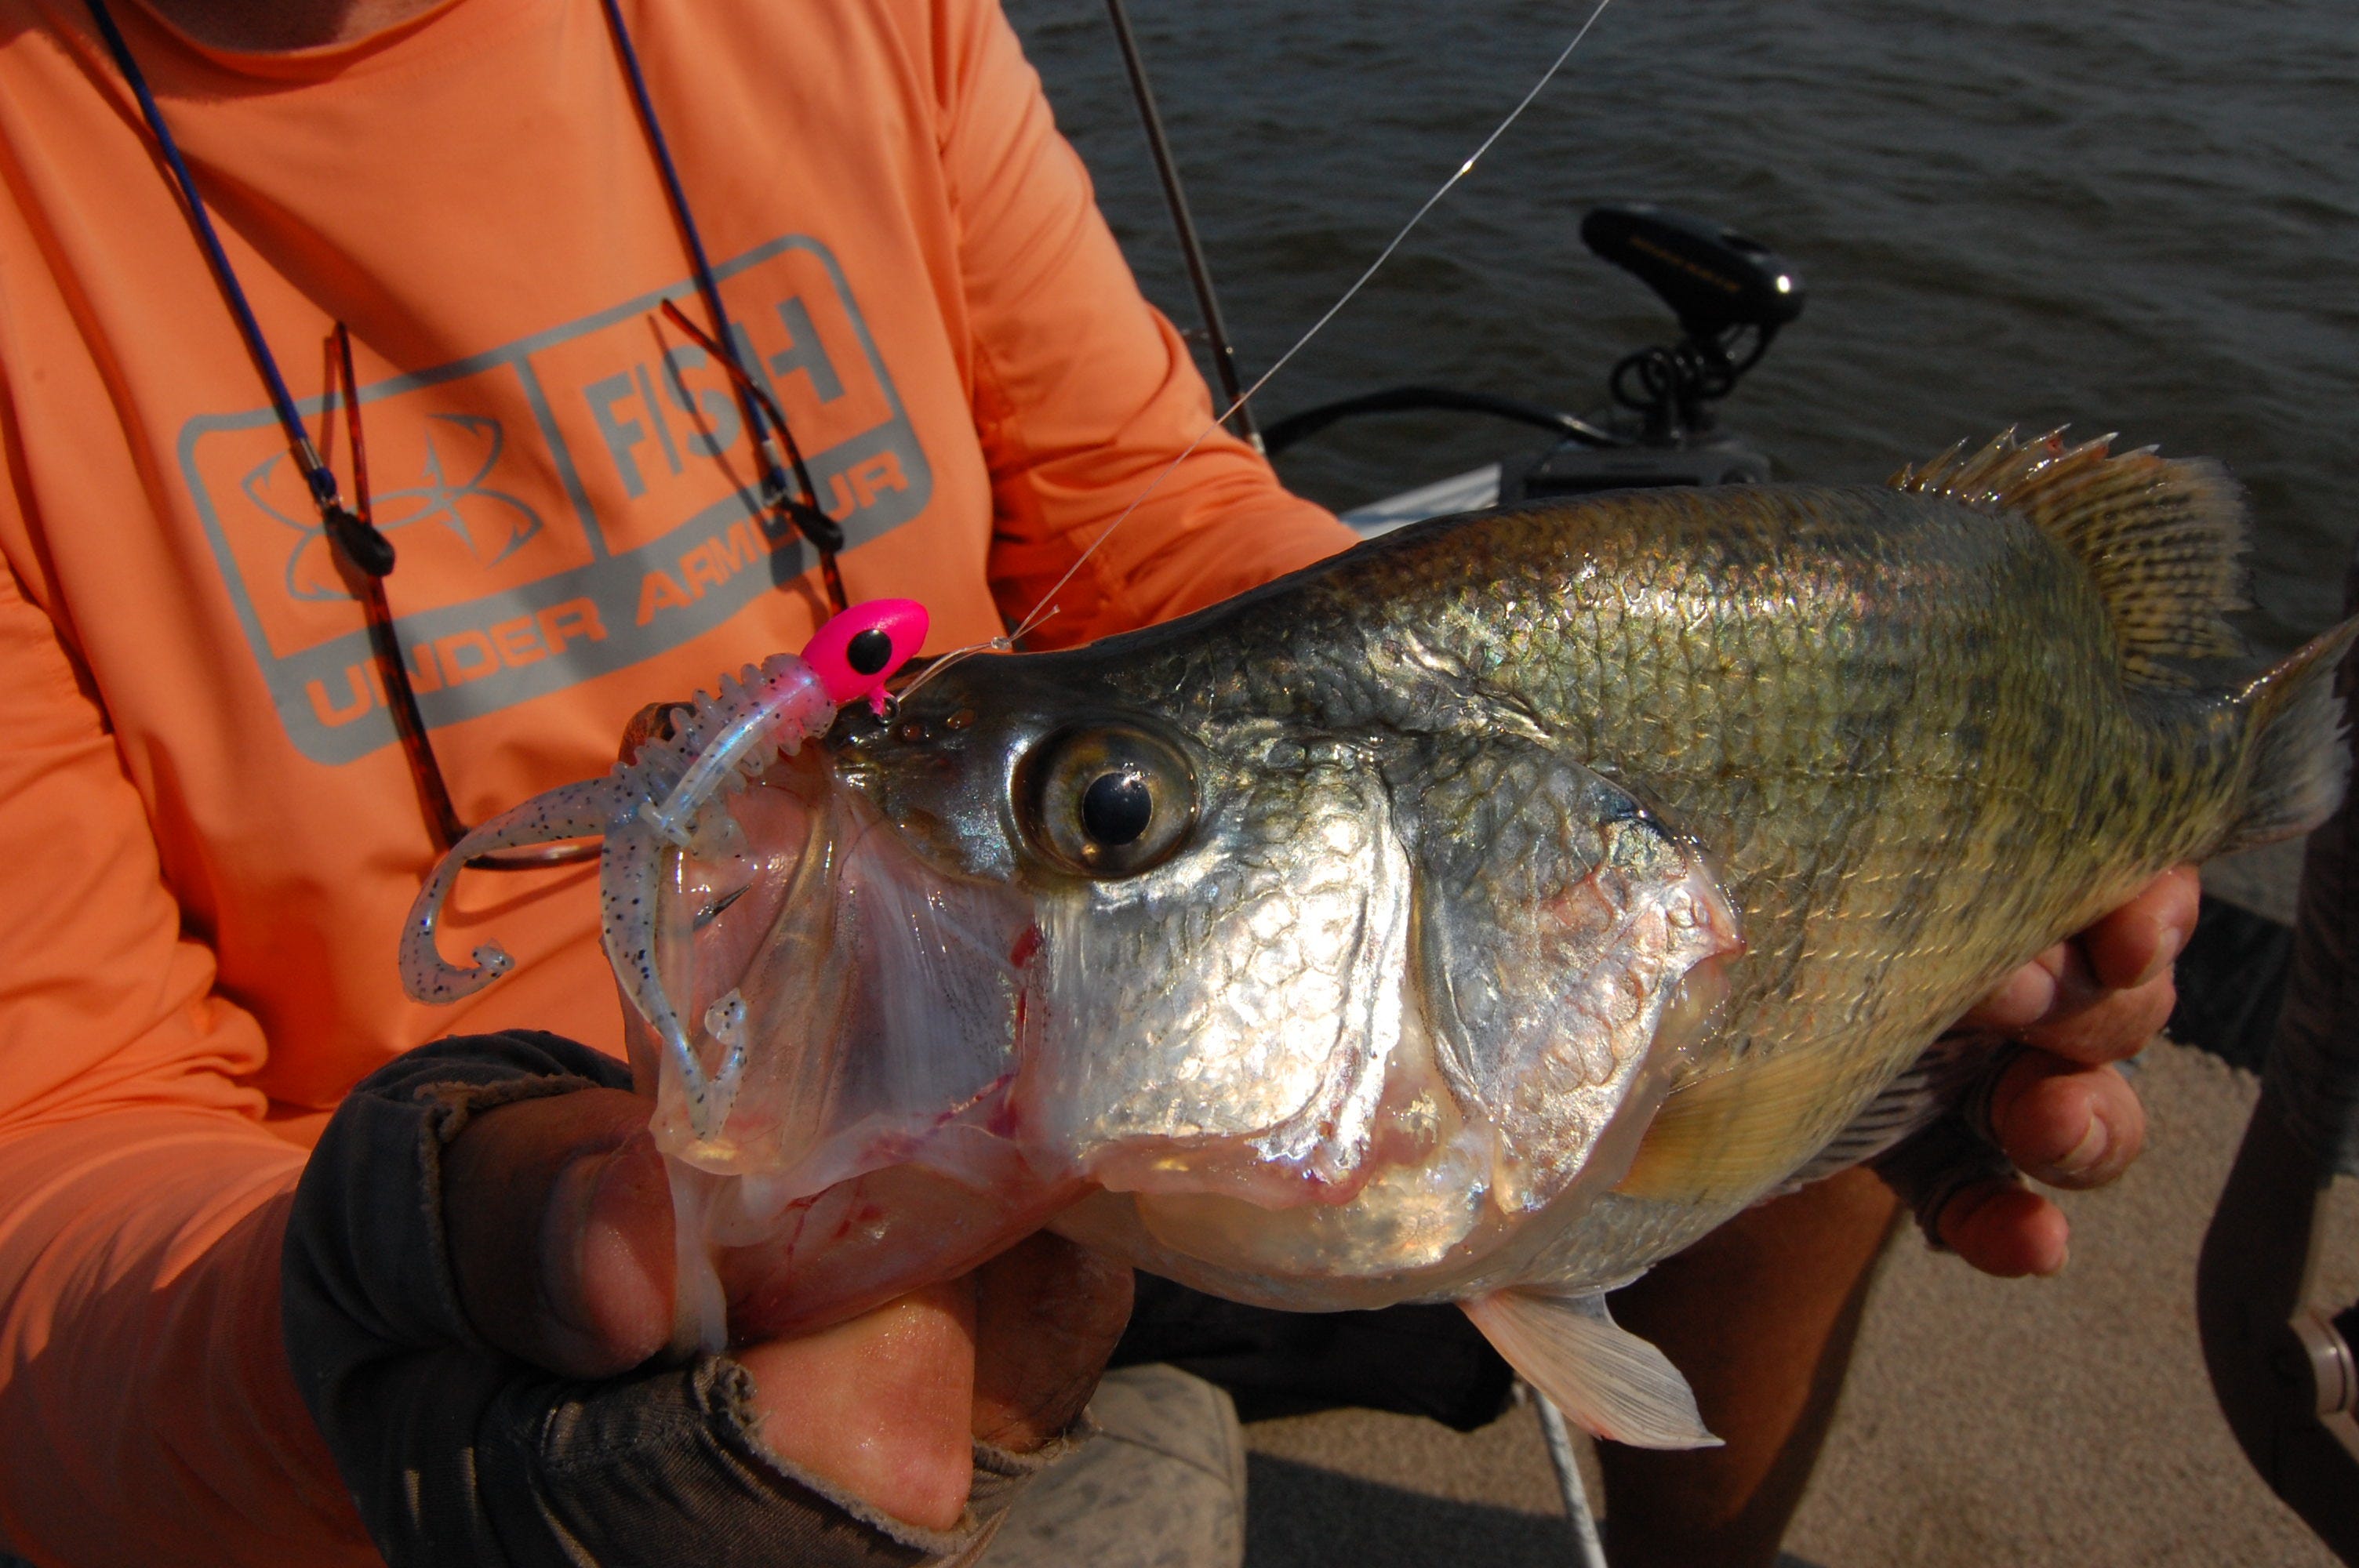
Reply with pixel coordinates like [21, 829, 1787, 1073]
[1006, 0, 1620, 645]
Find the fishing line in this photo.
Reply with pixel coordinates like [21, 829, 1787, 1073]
[1001, 0, 1621, 648]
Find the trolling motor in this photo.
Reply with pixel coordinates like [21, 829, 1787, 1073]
[1260, 201, 1807, 501]
[1584, 204, 1803, 440]
[1503, 203, 1804, 499]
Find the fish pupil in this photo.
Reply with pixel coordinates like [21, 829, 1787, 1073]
[845, 627, 895, 675]
[1080, 770, 1154, 846]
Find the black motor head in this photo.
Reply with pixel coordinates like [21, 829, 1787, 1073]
[1582, 203, 1805, 341]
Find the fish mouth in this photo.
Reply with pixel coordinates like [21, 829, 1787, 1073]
[625, 738, 1101, 1337]
[638, 742, 1047, 1197]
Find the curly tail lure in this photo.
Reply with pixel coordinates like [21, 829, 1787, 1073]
[399, 599, 929, 1140]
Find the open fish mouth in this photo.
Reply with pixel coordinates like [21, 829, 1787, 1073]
[637, 743, 1044, 1197]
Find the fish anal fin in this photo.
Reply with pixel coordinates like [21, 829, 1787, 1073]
[1891, 428, 2248, 685]
[1460, 1288, 1720, 1450]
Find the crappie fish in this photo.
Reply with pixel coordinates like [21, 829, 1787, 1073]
[404, 431, 2357, 1448]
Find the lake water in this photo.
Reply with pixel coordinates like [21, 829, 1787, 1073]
[1007, 0, 2357, 655]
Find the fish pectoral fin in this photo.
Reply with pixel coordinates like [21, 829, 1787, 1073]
[1459, 1288, 1720, 1450]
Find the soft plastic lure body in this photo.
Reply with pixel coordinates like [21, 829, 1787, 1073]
[399, 599, 928, 1139]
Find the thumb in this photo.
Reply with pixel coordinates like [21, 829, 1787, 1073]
[442, 1086, 678, 1377]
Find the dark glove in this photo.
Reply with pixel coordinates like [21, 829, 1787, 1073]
[280, 1032, 1067, 1568]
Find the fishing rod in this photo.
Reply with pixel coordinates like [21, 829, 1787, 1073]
[996, 0, 1623, 649]
[1101, 0, 1261, 448]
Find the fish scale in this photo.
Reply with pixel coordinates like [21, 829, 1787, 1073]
[829, 437, 2348, 1357]
[406, 431, 2359, 1449]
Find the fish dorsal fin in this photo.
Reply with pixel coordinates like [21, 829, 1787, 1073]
[1891, 428, 2248, 685]
[1460, 1288, 1720, 1450]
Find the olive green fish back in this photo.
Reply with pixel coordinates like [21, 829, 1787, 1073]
[1253, 432, 2349, 1284]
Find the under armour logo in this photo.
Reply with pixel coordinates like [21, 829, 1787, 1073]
[250, 412, 544, 601]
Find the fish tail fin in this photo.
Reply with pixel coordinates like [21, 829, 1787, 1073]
[1460, 1288, 1719, 1450]
[2217, 617, 2359, 855]
[1892, 427, 2248, 686]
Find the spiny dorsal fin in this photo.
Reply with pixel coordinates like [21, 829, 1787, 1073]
[1459, 1288, 1719, 1450]
[1892, 428, 2249, 685]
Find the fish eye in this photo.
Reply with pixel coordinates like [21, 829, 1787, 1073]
[1021, 724, 1195, 877]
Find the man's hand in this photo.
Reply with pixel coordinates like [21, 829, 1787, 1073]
[441, 1086, 1132, 1533]
[1930, 865, 2200, 1276]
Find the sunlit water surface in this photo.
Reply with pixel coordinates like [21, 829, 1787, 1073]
[1009, 0, 2357, 654]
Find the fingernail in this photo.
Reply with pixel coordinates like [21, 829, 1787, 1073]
[2054, 1116, 2110, 1177]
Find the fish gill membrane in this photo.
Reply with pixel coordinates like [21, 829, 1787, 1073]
[400, 434, 2357, 1449]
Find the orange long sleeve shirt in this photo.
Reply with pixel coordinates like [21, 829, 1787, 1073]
[0, 1, 1351, 1560]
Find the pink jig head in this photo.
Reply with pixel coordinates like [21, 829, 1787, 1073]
[801, 598, 929, 714]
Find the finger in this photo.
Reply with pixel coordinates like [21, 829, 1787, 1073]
[739, 1279, 980, 1534]
[2017, 966, 2175, 1065]
[1956, 942, 2069, 1032]
[970, 1233, 1135, 1452]
[1953, 866, 2199, 1036]
[1985, 1056, 2147, 1190]
[2077, 864, 2201, 991]
[442, 1087, 677, 1378]
[1959, 942, 2174, 1064]
[1935, 1179, 2070, 1277]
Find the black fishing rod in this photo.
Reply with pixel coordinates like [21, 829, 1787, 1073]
[1102, 0, 1261, 448]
